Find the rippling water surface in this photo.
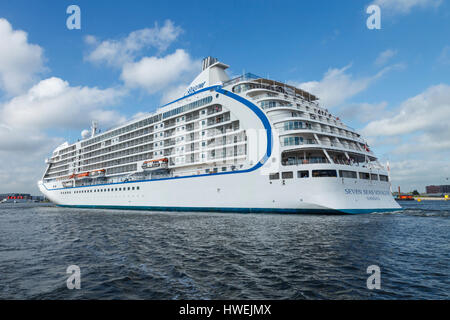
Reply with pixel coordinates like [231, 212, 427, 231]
[0, 201, 448, 299]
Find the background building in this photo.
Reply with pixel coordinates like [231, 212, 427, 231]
[0, 194, 45, 202]
[425, 185, 450, 194]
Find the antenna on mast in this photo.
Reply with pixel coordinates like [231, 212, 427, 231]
[91, 121, 98, 138]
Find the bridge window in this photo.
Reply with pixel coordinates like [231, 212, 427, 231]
[312, 170, 337, 177]
[380, 175, 389, 182]
[297, 170, 309, 178]
[269, 173, 280, 180]
[359, 172, 370, 180]
[282, 172, 293, 179]
[371, 174, 379, 181]
[339, 170, 357, 179]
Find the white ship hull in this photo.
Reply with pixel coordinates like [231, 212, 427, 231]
[38, 165, 400, 214]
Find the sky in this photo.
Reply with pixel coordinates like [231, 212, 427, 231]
[0, 0, 449, 194]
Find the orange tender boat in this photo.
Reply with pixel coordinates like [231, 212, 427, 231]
[76, 172, 90, 178]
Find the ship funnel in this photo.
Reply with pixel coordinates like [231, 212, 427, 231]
[202, 56, 218, 71]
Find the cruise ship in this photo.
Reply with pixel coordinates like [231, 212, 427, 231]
[38, 57, 400, 214]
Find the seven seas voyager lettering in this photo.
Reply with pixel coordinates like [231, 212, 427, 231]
[345, 189, 390, 196]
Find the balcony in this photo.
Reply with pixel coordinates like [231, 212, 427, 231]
[282, 158, 330, 166]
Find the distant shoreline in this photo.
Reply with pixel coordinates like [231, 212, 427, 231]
[413, 197, 448, 201]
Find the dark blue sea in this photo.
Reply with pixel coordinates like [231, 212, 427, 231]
[0, 201, 448, 299]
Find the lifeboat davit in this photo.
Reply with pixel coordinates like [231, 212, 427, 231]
[62, 180, 74, 188]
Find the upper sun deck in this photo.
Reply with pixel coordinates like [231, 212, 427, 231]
[223, 73, 319, 102]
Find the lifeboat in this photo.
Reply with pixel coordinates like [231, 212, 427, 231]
[76, 172, 90, 179]
[142, 158, 168, 170]
[90, 169, 106, 177]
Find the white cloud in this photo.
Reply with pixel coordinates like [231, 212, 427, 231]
[0, 124, 63, 194]
[356, 84, 450, 191]
[388, 159, 450, 192]
[0, 77, 127, 194]
[0, 19, 135, 194]
[371, 0, 442, 15]
[338, 102, 388, 123]
[294, 64, 398, 107]
[121, 49, 200, 94]
[362, 84, 450, 137]
[0, 77, 127, 131]
[85, 20, 183, 67]
[375, 49, 397, 66]
[161, 83, 191, 104]
[0, 18, 45, 95]
[85, 22, 199, 102]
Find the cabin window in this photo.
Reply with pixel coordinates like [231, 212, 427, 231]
[132, 187, 135, 190]
[312, 170, 337, 177]
[269, 173, 280, 180]
[222, 167, 227, 172]
[359, 172, 370, 180]
[284, 121, 309, 131]
[282, 172, 293, 179]
[137, 186, 140, 190]
[380, 175, 389, 182]
[339, 170, 357, 179]
[298, 170, 309, 178]
[283, 136, 303, 146]
[371, 174, 379, 181]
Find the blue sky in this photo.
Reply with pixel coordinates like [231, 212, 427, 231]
[0, 0, 449, 194]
